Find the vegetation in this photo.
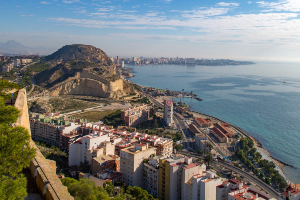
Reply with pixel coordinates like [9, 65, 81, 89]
[61, 178, 110, 200]
[131, 97, 150, 104]
[205, 152, 213, 167]
[71, 109, 118, 122]
[61, 177, 158, 200]
[174, 144, 183, 150]
[236, 137, 287, 190]
[0, 81, 36, 199]
[26, 62, 50, 73]
[172, 133, 182, 142]
[103, 109, 125, 127]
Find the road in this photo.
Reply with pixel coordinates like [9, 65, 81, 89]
[177, 151, 282, 200]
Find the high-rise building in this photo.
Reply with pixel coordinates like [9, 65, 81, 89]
[143, 157, 160, 198]
[120, 143, 156, 187]
[122, 60, 124, 68]
[158, 156, 206, 200]
[164, 99, 173, 127]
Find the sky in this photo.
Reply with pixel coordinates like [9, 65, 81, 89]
[1, 0, 300, 61]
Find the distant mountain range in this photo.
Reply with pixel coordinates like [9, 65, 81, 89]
[0, 40, 56, 55]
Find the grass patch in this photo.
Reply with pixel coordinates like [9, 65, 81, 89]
[70, 109, 119, 122]
[49, 97, 99, 113]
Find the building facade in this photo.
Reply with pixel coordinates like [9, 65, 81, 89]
[164, 99, 173, 127]
[121, 104, 149, 127]
[120, 144, 156, 187]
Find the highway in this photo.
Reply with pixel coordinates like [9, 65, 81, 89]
[177, 151, 282, 200]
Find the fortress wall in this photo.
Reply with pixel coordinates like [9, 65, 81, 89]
[78, 70, 110, 85]
[109, 79, 124, 91]
[14, 89, 73, 200]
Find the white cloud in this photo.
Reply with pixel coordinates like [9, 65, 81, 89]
[41, 1, 51, 4]
[63, 0, 79, 4]
[20, 14, 34, 17]
[217, 2, 240, 6]
[256, 0, 300, 12]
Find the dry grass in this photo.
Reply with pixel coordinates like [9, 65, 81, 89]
[69, 109, 118, 122]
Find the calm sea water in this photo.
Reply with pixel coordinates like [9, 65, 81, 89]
[126, 62, 300, 183]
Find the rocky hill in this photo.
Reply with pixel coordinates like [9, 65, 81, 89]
[33, 44, 134, 98]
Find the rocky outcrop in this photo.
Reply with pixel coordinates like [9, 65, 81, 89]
[50, 78, 129, 98]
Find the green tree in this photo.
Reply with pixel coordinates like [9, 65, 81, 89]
[103, 181, 114, 196]
[0, 80, 20, 101]
[265, 177, 271, 185]
[63, 178, 110, 200]
[197, 149, 204, 155]
[0, 88, 36, 199]
[205, 153, 213, 167]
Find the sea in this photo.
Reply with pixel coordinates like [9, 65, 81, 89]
[125, 62, 300, 183]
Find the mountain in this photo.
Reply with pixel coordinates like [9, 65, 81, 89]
[0, 40, 56, 55]
[33, 44, 134, 98]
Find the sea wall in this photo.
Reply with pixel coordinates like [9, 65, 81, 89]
[14, 89, 73, 200]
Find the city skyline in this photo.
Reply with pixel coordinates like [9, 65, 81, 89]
[1, 0, 300, 61]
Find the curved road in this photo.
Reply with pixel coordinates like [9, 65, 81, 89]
[177, 151, 282, 200]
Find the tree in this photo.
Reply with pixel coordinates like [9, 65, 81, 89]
[265, 177, 271, 185]
[63, 178, 110, 200]
[0, 88, 36, 199]
[205, 153, 213, 167]
[197, 149, 204, 155]
[0, 80, 20, 101]
[103, 181, 114, 196]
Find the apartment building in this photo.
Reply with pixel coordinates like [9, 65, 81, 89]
[164, 99, 173, 127]
[91, 154, 119, 174]
[143, 157, 160, 198]
[158, 156, 206, 200]
[140, 134, 173, 157]
[183, 170, 223, 200]
[121, 104, 149, 127]
[120, 143, 156, 187]
[68, 133, 111, 166]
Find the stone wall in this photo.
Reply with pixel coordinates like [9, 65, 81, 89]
[14, 89, 73, 200]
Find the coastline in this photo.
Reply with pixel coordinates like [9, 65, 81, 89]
[150, 92, 294, 183]
[182, 108, 293, 184]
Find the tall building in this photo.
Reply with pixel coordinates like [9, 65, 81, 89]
[183, 170, 222, 200]
[122, 60, 125, 68]
[158, 156, 206, 200]
[164, 99, 173, 127]
[120, 143, 156, 187]
[115, 56, 119, 65]
[143, 157, 160, 198]
[121, 104, 149, 127]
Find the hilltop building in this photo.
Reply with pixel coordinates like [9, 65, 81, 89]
[164, 99, 173, 127]
[121, 104, 149, 127]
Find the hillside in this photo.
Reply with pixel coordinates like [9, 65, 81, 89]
[31, 44, 134, 98]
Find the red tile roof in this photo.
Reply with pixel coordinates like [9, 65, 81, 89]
[196, 118, 210, 124]
[212, 127, 227, 139]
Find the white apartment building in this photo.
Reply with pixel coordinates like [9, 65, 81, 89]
[164, 99, 173, 127]
[183, 170, 223, 200]
[69, 133, 110, 166]
[13, 59, 21, 67]
[120, 144, 156, 187]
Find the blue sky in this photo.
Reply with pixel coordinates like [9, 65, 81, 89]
[1, 0, 300, 61]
